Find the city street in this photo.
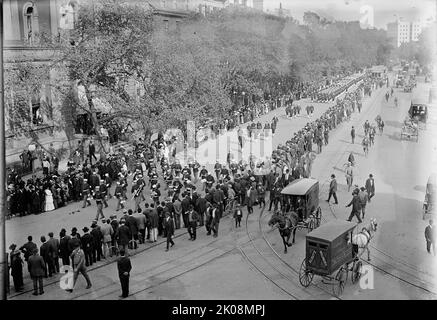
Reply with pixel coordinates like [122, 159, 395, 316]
[7, 73, 437, 300]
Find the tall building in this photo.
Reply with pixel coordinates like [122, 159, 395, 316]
[386, 19, 423, 47]
[252, 0, 263, 11]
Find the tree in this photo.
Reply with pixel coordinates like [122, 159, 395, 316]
[52, 0, 154, 151]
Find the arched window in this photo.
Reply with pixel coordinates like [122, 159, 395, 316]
[23, 2, 39, 44]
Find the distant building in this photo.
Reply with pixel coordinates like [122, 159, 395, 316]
[387, 19, 423, 47]
[252, 0, 263, 11]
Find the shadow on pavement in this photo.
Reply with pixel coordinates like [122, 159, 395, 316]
[384, 120, 403, 129]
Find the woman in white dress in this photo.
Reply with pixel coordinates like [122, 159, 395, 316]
[44, 188, 55, 212]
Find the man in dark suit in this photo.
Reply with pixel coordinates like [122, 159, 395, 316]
[40, 236, 53, 278]
[181, 194, 191, 228]
[346, 190, 362, 223]
[47, 232, 60, 273]
[164, 215, 175, 251]
[27, 248, 46, 295]
[187, 205, 199, 240]
[425, 219, 435, 256]
[365, 174, 375, 202]
[19, 236, 37, 268]
[196, 196, 207, 227]
[326, 174, 338, 204]
[90, 223, 103, 262]
[80, 227, 94, 267]
[117, 249, 132, 298]
[125, 209, 139, 248]
[59, 229, 71, 266]
[116, 220, 131, 253]
[89, 141, 97, 165]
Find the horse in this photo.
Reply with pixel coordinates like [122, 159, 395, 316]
[352, 218, 378, 261]
[268, 211, 299, 253]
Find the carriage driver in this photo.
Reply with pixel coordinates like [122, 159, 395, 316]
[296, 198, 305, 221]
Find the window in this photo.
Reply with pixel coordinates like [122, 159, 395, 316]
[31, 98, 43, 126]
[23, 3, 39, 44]
[163, 19, 169, 31]
[175, 20, 180, 34]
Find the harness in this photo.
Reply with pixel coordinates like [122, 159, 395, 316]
[360, 227, 372, 243]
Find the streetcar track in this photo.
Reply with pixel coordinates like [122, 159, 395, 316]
[237, 208, 300, 300]
[327, 202, 437, 296]
[9, 213, 236, 299]
[311, 85, 437, 296]
[258, 209, 342, 300]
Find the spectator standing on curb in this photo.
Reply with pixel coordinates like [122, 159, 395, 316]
[425, 220, 435, 256]
[117, 249, 132, 298]
[28, 248, 45, 296]
[59, 229, 71, 266]
[9, 244, 24, 292]
[351, 126, 355, 144]
[164, 214, 175, 252]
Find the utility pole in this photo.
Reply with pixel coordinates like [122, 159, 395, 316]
[0, 1, 8, 301]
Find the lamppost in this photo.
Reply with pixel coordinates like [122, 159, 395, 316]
[242, 91, 246, 106]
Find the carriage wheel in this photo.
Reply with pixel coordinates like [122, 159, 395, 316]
[316, 207, 322, 228]
[351, 260, 363, 284]
[299, 259, 314, 287]
[332, 266, 347, 297]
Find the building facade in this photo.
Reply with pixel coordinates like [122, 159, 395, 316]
[3, 0, 79, 165]
[387, 19, 423, 47]
[3, 0, 230, 165]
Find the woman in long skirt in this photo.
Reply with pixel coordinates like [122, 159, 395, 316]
[44, 188, 55, 212]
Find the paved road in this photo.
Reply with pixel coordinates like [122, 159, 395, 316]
[8, 75, 437, 299]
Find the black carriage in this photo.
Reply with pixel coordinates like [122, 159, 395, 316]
[280, 178, 322, 232]
[298, 220, 362, 297]
[409, 99, 428, 129]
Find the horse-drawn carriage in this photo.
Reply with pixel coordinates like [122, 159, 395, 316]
[281, 178, 322, 229]
[409, 99, 428, 130]
[423, 173, 436, 220]
[298, 220, 362, 297]
[400, 117, 419, 142]
[269, 179, 322, 253]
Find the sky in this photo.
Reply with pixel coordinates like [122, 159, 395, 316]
[262, 0, 437, 29]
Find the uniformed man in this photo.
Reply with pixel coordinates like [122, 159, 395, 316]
[82, 179, 92, 208]
[93, 186, 105, 220]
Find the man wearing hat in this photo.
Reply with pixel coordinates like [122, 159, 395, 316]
[326, 174, 338, 204]
[81, 178, 92, 208]
[68, 242, 92, 292]
[90, 222, 103, 262]
[365, 174, 375, 202]
[358, 187, 368, 219]
[27, 247, 46, 295]
[117, 249, 132, 298]
[114, 181, 124, 211]
[93, 186, 105, 220]
[233, 204, 243, 228]
[9, 244, 24, 292]
[80, 227, 94, 267]
[187, 205, 199, 241]
[346, 189, 363, 223]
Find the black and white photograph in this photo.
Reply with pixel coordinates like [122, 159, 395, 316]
[0, 0, 436, 306]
